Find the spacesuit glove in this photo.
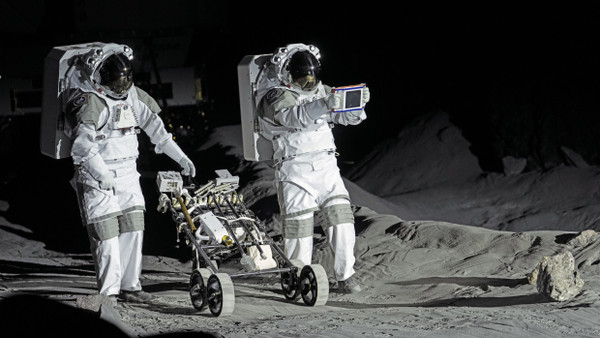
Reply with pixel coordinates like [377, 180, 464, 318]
[98, 173, 116, 193]
[348, 109, 367, 120]
[325, 92, 342, 110]
[363, 86, 370, 104]
[179, 157, 196, 177]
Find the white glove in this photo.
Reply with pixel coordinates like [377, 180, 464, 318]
[325, 92, 342, 110]
[363, 86, 370, 104]
[98, 173, 116, 193]
[179, 157, 196, 177]
[347, 108, 366, 119]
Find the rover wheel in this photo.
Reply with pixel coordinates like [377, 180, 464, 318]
[280, 259, 303, 300]
[206, 273, 235, 316]
[189, 268, 211, 311]
[299, 264, 329, 306]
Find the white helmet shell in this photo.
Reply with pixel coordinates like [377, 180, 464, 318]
[269, 43, 320, 89]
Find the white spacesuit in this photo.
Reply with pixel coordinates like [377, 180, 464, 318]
[256, 44, 369, 293]
[69, 44, 195, 301]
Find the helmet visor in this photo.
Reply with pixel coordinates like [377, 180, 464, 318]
[98, 53, 134, 98]
[293, 74, 318, 91]
[288, 51, 321, 91]
[105, 73, 133, 95]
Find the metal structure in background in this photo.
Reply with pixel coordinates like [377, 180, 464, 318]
[156, 169, 329, 316]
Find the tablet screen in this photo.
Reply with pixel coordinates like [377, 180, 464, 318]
[344, 89, 362, 109]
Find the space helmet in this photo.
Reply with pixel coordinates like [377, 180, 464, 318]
[95, 53, 133, 100]
[270, 43, 321, 92]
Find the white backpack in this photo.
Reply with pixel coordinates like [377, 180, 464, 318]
[236, 53, 275, 162]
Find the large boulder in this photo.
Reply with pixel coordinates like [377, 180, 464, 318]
[528, 251, 584, 302]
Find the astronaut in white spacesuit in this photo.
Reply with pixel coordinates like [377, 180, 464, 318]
[69, 45, 195, 302]
[257, 44, 369, 293]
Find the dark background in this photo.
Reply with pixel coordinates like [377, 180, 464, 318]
[1, 2, 600, 254]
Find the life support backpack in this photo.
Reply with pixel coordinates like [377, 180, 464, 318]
[236, 53, 275, 162]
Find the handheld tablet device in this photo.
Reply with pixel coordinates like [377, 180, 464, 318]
[331, 83, 366, 113]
